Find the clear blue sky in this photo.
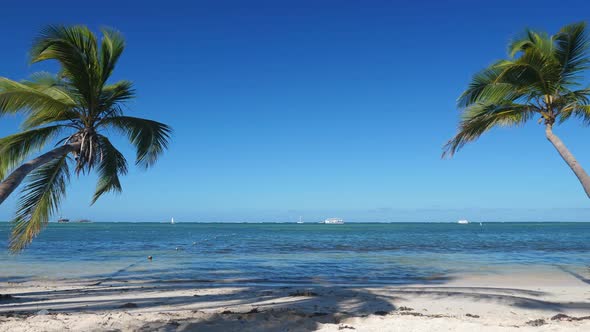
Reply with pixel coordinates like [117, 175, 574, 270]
[1, 0, 590, 222]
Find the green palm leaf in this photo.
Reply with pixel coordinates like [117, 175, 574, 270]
[0, 126, 63, 180]
[0, 77, 75, 115]
[21, 72, 79, 104]
[444, 103, 533, 157]
[9, 155, 70, 252]
[99, 28, 125, 85]
[97, 80, 135, 117]
[458, 64, 508, 107]
[101, 116, 172, 168]
[92, 135, 128, 204]
[554, 22, 590, 85]
[0, 73, 81, 129]
[30, 25, 100, 108]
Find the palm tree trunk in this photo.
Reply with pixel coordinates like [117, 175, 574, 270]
[545, 124, 590, 198]
[0, 143, 80, 205]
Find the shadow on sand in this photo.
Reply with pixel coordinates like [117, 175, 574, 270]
[0, 270, 449, 331]
[2, 268, 590, 331]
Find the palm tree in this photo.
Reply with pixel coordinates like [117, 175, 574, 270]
[0, 25, 171, 251]
[444, 22, 590, 198]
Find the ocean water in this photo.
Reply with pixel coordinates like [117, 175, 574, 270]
[1, 222, 589, 285]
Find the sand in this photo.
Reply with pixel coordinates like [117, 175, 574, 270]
[1, 267, 590, 331]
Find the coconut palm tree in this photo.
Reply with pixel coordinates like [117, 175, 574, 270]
[0, 25, 171, 251]
[444, 22, 590, 198]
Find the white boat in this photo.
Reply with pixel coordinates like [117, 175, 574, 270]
[171, 217, 175, 224]
[457, 219, 469, 224]
[296, 216, 304, 224]
[324, 218, 344, 224]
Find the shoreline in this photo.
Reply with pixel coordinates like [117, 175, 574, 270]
[2, 269, 590, 331]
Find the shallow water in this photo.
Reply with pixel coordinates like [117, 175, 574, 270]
[1, 222, 589, 285]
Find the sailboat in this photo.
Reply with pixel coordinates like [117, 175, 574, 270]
[171, 217, 175, 224]
[297, 216, 304, 224]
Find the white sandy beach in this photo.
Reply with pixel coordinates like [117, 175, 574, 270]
[1, 268, 590, 331]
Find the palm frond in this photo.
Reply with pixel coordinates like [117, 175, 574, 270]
[101, 116, 171, 168]
[99, 27, 125, 85]
[458, 57, 554, 108]
[510, 50, 558, 94]
[508, 35, 535, 58]
[563, 87, 590, 103]
[97, 80, 135, 117]
[9, 155, 70, 252]
[508, 29, 553, 58]
[22, 108, 80, 130]
[0, 126, 63, 180]
[458, 63, 510, 107]
[0, 77, 74, 115]
[560, 104, 590, 124]
[0, 75, 79, 129]
[504, 28, 564, 94]
[443, 103, 533, 157]
[22, 72, 80, 104]
[554, 22, 590, 86]
[24, 72, 64, 89]
[573, 105, 590, 124]
[30, 25, 100, 107]
[557, 87, 590, 122]
[91, 135, 128, 204]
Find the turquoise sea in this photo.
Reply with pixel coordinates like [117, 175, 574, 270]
[1, 222, 589, 284]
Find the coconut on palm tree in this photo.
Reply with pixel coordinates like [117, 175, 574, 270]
[444, 22, 590, 198]
[0, 25, 171, 251]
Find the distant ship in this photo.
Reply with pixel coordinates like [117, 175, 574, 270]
[76, 219, 92, 223]
[57, 217, 69, 223]
[457, 219, 469, 224]
[296, 216, 304, 224]
[324, 218, 344, 224]
[171, 217, 175, 224]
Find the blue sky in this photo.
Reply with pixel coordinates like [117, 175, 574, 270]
[1, 0, 590, 222]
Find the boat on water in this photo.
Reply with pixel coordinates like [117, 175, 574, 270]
[171, 217, 175, 224]
[76, 219, 92, 223]
[457, 219, 469, 224]
[324, 218, 344, 224]
[57, 217, 70, 223]
[296, 216, 304, 224]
